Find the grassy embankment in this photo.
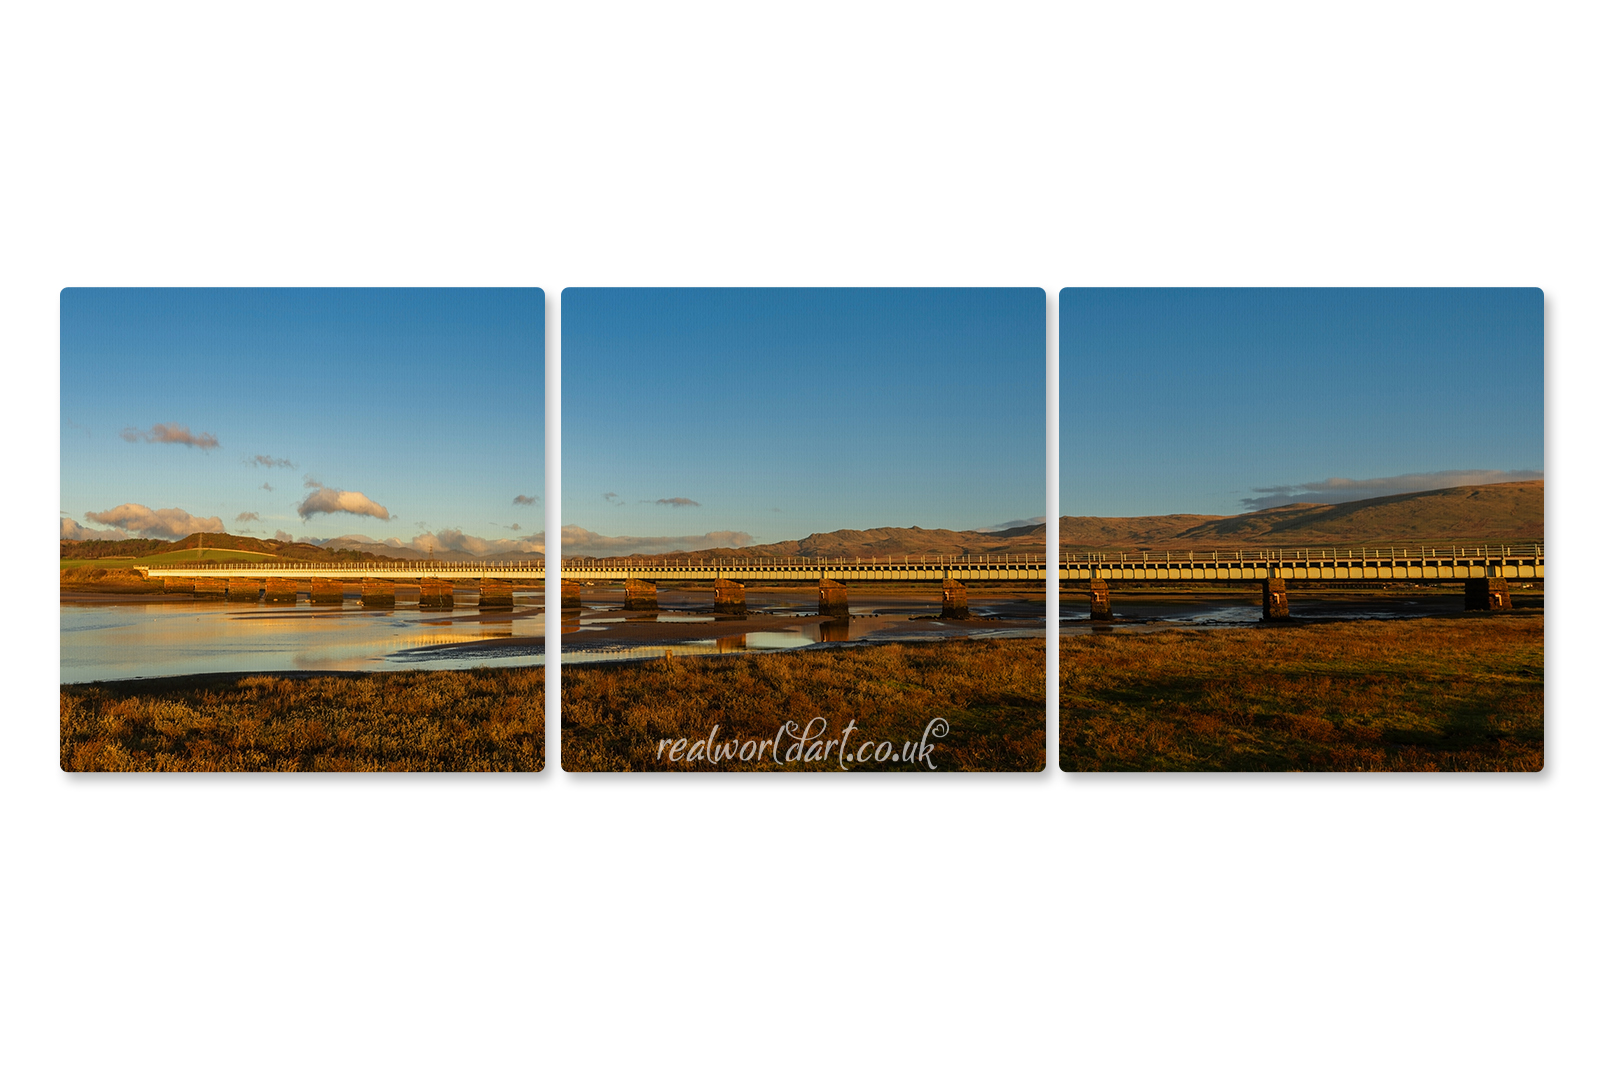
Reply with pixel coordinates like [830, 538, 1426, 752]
[1060, 616, 1542, 771]
[562, 638, 1045, 772]
[61, 668, 544, 772]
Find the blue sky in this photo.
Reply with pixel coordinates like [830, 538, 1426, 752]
[1060, 288, 1545, 516]
[563, 288, 1045, 554]
[61, 288, 544, 553]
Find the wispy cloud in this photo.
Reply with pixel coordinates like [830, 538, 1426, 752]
[561, 525, 752, 556]
[513, 494, 539, 506]
[247, 454, 295, 469]
[82, 503, 225, 539]
[120, 423, 220, 449]
[261, 482, 274, 492]
[602, 492, 624, 505]
[236, 511, 261, 522]
[1241, 470, 1544, 511]
[297, 478, 392, 521]
[976, 515, 1047, 532]
[645, 497, 701, 507]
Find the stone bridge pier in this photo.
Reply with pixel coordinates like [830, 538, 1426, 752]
[264, 577, 298, 604]
[941, 579, 971, 619]
[1089, 577, 1112, 621]
[714, 578, 746, 615]
[479, 578, 514, 610]
[311, 577, 344, 604]
[1465, 577, 1512, 611]
[1262, 576, 1290, 620]
[226, 577, 262, 602]
[361, 579, 395, 608]
[625, 579, 658, 610]
[818, 578, 849, 617]
[561, 580, 581, 609]
[420, 578, 454, 610]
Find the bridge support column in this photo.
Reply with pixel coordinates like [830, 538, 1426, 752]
[479, 578, 514, 610]
[226, 577, 262, 602]
[1262, 577, 1290, 620]
[361, 580, 395, 608]
[1465, 577, 1511, 612]
[624, 579, 657, 610]
[713, 578, 746, 615]
[264, 577, 297, 604]
[193, 576, 226, 598]
[420, 578, 454, 610]
[941, 579, 971, 619]
[1089, 578, 1112, 621]
[561, 580, 582, 609]
[819, 578, 849, 617]
[311, 577, 344, 604]
[163, 576, 194, 594]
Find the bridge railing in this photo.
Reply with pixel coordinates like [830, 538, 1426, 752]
[1062, 545, 1543, 563]
[560, 554, 1047, 568]
[144, 559, 546, 571]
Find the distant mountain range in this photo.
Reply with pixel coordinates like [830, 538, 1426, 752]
[61, 481, 1543, 564]
[584, 480, 1543, 560]
[1057, 480, 1544, 550]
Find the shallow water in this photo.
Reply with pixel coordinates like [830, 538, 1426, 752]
[561, 589, 1045, 665]
[61, 594, 546, 683]
[1058, 593, 1478, 628]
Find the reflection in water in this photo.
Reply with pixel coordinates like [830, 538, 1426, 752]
[62, 600, 545, 683]
[1059, 595, 1467, 627]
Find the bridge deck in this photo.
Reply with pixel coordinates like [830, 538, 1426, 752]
[139, 546, 1543, 583]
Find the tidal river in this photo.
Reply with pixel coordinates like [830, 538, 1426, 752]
[60, 594, 546, 684]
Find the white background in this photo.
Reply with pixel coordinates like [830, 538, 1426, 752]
[5, 4, 1595, 1064]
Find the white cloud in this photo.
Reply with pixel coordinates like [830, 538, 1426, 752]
[561, 525, 752, 556]
[411, 528, 544, 556]
[82, 503, 226, 539]
[297, 485, 392, 521]
[61, 517, 132, 541]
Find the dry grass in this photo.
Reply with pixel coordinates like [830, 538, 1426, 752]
[61, 668, 544, 772]
[1060, 616, 1543, 772]
[562, 638, 1045, 772]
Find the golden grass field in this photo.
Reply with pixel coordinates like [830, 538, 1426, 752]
[1060, 615, 1543, 771]
[562, 638, 1046, 772]
[61, 668, 544, 772]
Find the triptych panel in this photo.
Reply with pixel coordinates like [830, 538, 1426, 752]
[58, 287, 1543, 773]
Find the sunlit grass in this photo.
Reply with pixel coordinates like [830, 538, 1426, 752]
[562, 638, 1045, 772]
[61, 668, 545, 772]
[1059, 616, 1542, 771]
